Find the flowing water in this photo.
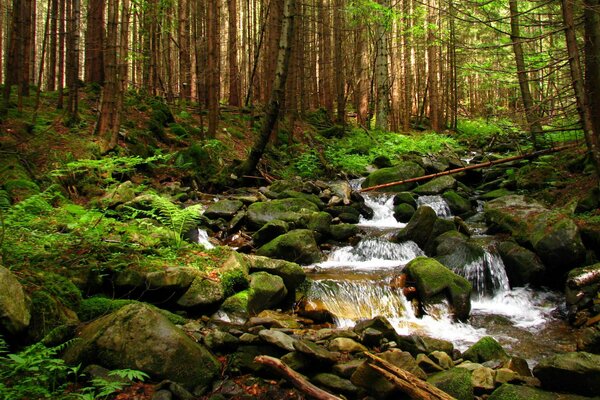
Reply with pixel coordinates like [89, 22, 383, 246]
[305, 191, 574, 359]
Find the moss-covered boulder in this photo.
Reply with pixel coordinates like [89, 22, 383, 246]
[413, 176, 457, 195]
[463, 336, 509, 363]
[488, 383, 560, 400]
[276, 190, 325, 209]
[393, 203, 416, 223]
[404, 256, 472, 321]
[246, 198, 319, 229]
[63, 303, 220, 390]
[0, 156, 40, 202]
[256, 229, 323, 265]
[427, 367, 474, 400]
[252, 219, 289, 247]
[361, 161, 425, 192]
[245, 254, 306, 292]
[394, 192, 417, 208]
[498, 241, 545, 287]
[248, 272, 288, 314]
[443, 190, 472, 216]
[176, 276, 225, 309]
[533, 352, 600, 396]
[215, 290, 250, 324]
[0, 265, 31, 335]
[329, 223, 359, 241]
[394, 205, 438, 248]
[204, 199, 244, 220]
[484, 195, 585, 283]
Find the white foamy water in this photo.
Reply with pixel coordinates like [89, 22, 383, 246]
[196, 228, 215, 249]
[456, 249, 511, 298]
[315, 239, 424, 272]
[417, 195, 452, 218]
[359, 193, 407, 228]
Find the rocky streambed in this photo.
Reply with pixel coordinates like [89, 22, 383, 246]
[2, 154, 600, 399]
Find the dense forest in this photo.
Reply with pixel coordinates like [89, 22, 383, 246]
[2, 1, 600, 400]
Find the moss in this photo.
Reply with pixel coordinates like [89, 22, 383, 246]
[221, 268, 249, 297]
[463, 336, 509, 363]
[79, 296, 187, 325]
[361, 162, 425, 192]
[488, 383, 557, 400]
[36, 272, 83, 312]
[427, 368, 474, 400]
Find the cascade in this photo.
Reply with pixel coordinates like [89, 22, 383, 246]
[454, 247, 511, 298]
[359, 193, 405, 228]
[196, 228, 215, 249]
[416, 195, 452, 218]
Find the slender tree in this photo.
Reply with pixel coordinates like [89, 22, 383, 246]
[65, 0, 81, 123]
[583, 0, 600, 174]
[207, 0, 221, 137]
[84, 0, 104, 84]
[178, 0, 192, 101]
[375, 0, 391, 130]
[228, 0, 241, 106]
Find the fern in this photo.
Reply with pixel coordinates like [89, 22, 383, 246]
[126, 193, 202, 248]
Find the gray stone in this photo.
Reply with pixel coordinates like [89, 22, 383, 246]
[248, 272, 288, 315]
[281, 351, 312, 371]
[417, 353, 445, 372]
[498, 241, 545, 287]
[312, 373, 358, 395]
[204, 330, 239, 351]
[0, 265, 31, 335]
[394, 205, 438, 248]
[430, 350, 454, 369]
[151, 390, 173, 400]
[256, 229, 323, 265]
[259, 329, 297, 352]
[329, 223, 359, 241]
[361, 161, 425, 192]
[244, 254, 306, 291]
[252, 220, 289, 247]
[247, 198, 320, 229]
[176, 276, 224, 308]
[413, 175, 457, 195]
[533, 351, 600, 396]
[333, 359, 365, 378]
[471, 366, 495, 391]
[328, 337, 368, 353]
[293, 339, 339, 363]
[463, 336, 509, 364]
[204, 200, 244, 220]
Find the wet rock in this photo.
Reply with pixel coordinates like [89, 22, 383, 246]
[494, 368, 519, 385]
[463, 336, 509, 364]
[427, 367, 474, 400]
[443, 190, 472, 216]
[204, 200, 244, 220]
[247, 198, 320, 229]
[228, 345, 280, 374]
[361, 161, 425, 192]
[214, 290, 249, 324]
[395, 334, 454, 357]
[394, 205, 438, 248]
[430, 350, 454, 369]
[333, 359, 365, 378]
[0, 265, 31, 335]
[176, 276, 224, 309]
[256, 229, 324, 265]
[404, 256, 472, 321]
[498, 241, 545, 287]
[329, 223, 359, 241]
[63, 303, 220, 390]
[146, 267, 197, 289]
[577, 326, 600, 354]
[413, 175, 457, 195]
[312, 373, 358, 396]
[248, 272, 288, 314]
[533, 351, 600, 396]
[393, 203, 416, 222]
[245, 254, 306, 292]
[394, 192, 417, 208]
[351, 349, 426, 398]
[328, 337, 368, 353]
[325, 205, 360, 223]
[259, 329, 297, 352]
[417, 353, 445, 372]
[354, 316, 397, 345]
[488, 383, 564, 400]
[276, 190, 324, 210]
[293, 339, 339, 363]
[281, 351, 312, 371]
[471, 365, 495, 392]
[204, 329, 240, 351]
[248, 310, 304, 329]
[252, 220, 289, 247]
[328, 181, 353, 205]
[503, 356, 532, 377]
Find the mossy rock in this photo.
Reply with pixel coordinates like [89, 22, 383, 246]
[443, 190, 472, 216]
[0, 265, 31, 335]
[427, 367, 474, 400]
[413, 176, 457, 195]
[256, 229, 324, 265]
[204, 200, 244, 220]
[247, 198, 320, 229]
[404, 256, 472, 321]
[329, 223, 359, 242]
[252, 219, 290, 247]
[248, 272, 288, 314]
[480, 188, 514, 200]
[245, 254, 306, 292]
[394, 192, 417, 208]
[27, 290, 80, 342]
[216, 290, 250, 324]
[276, 190, 324, 209]
[463, 336, 509, 363]
[79, 296, 186, 325]
[393, 203, 416, 223]
[361, 161, 425, 192]
[498, 241, 545, 287]
[488, 383, 560, 400]
[533, 352, 600, 396]
[394, 206, 438, 248]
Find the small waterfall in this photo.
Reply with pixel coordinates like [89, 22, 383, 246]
[456, 249, 511, 298]
[305, 279, 416, 328]
[417, 195, 452, 218]
[196, 228, 215, 249]
[359, 193, 406, 228]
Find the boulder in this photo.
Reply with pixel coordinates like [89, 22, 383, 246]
[256, 229, 324, 265]
[276, 190, 324, 209]
[361, 161, 425, 192]
[498, 241, 545, 287]
[395, 334, 454, 357]
[484, 195, 585, 283]
[443, 190, 472, 216]
[393, 203, 416, 223]
[293, 339, 339, 363]
[214, 290, 250, 324]
[312, 373, 358, 396]
[204, 200, 244, 220]
[245, 254, 306, 292]
[488, 384, 560, 400]
[533, 351, 600, 396]
[394, 192, 417, 208]
[328, 181, 353, 205]
[63, 303, 220, 390]
[252, 219, 289, 247]
[394, 206, 438, 248]
[176, 276, 224, 309]
[328, 337, 368, 353]
[463, 336, 509, 364]
[427, 368, 474, 400]
[404, 256, 472, 321]
[246, 198, 319, 229]
[248, 272, 288, 314]
[146, 267, 197, 289]
[258, 329, 297, 352]
[0, 265, 31, 335]
[413, 176, 457, 195]
[329, 223, 359, 241]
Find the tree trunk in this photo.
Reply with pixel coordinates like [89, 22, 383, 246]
[239, 0, 296, 176]
[375, 0, 390, 131]
[21, 0, 33, 98]
[66, 0, 80, 123]
[333, 0, 345, 124]
[354, 24, 369, 126]
[509, 0, 543, 148]
[401, 0, 412, 131]
[178, 0, 191, 101]
[228, 0, 241, 106]
[84, 0, 104, 84]
[207, 0, 220, 137]
[47, 0, 58, 91]
[57, 0, 66, 108]
[427, 0, 441, 131]
[584, 0, 600, 176]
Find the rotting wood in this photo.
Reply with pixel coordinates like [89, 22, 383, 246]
[360, 143, 579, 192]
[364, 352, 456, 400]
[254, 355, 343, 400]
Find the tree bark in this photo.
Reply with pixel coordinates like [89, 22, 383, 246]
[509, 0, 543, 148]
[57, 0, 66, 108]
[427, 0, 441, 131]
[47, 0, 58, 91]
[178, 0, 191, 101]
[584, 0, 600, 176]
[207, 0, 220, 137]
[228, 0, 241, 106]
[375, 0, 390, 131]
[354, 24, 369, 126]
[84, 0, 105, 85]
[66, 0, 81, 123]
[333, 0, 345, 124]
[239, 0, 296, 176]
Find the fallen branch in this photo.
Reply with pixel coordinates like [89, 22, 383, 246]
[364, 352, 456, 400]
[254, 355, 343, 400]
[360, 143, 579, 192]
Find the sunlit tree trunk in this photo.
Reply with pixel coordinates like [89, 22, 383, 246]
[46, 0, 58, 91]
[179, 0, 192, 101]
[65, 0, 80, 123]
[333, 0, 345, 124]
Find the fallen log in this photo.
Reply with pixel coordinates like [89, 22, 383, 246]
[254, 355, 343, 400]
[364, 352, 456, 400]
[360, 143, 579, 192]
